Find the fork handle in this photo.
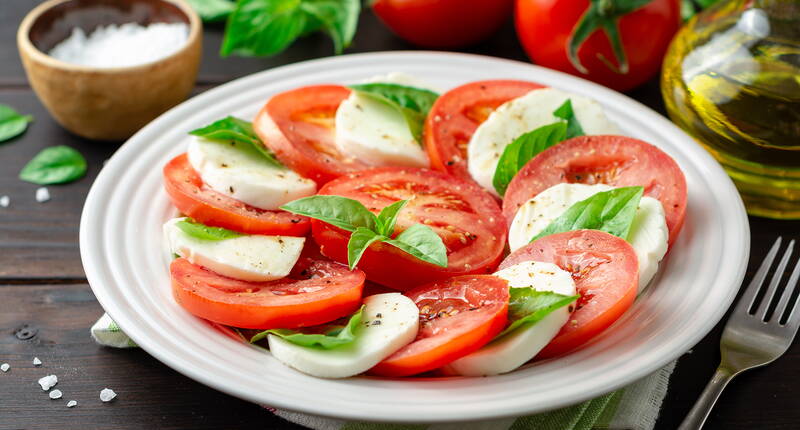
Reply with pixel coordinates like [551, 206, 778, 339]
[677, 367, 735, 430]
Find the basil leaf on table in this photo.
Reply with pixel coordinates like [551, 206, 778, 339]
[530, 186, 645, 242]
[185, 0, 235, 22]
[553, 99, 585, 139]
[0, 104, 33, 143]
[176, 218, 244, 241]
[189, 116, 282, 166]
[348, 83, 439, 143]
[492, 123, 567, 196]
[299, 0, 360, 54]
[384, 224, 448, 268]
[497, 289, 580, 338]
[347, 228, 382, 270]
[250, 306, 365, 349]
[19, 146, 87, 185]
[281, 195, 378, 233]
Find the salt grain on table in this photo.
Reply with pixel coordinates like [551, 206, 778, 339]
[32, 357, 42, 366]
[35, 187, 50, 203]
[49, 22, 189, 68]
[0, 195, 9, 207]
[38, 374, 58, 390]
[1, 363, 9, 372]
[67, 400, 77, 408]
[49, 389, 63, 400]
[100, 388, 116, 402]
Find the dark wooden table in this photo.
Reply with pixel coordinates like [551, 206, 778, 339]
[1, 1, 799, 429]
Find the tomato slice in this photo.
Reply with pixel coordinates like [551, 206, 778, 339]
[170, 256, 365, 329]
[312, 167, 507, 290]
[424, 80, 544, 181]
[254, 85, 370, 185]
[502, 135, 688, 245]
[163, 153, 310, 236]
[369, 275, 509, 377]
[499, 230, 638, 358]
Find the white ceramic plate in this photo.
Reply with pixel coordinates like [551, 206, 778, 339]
[80, 52, 749, 423]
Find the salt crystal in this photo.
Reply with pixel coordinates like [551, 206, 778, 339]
[35, 187, 50, 203]
[49, 389, 63, 399]
[67, 400, 77, 408]
[49, 23, 189, 68]
[38, 374, 58, 390]
[33, 357, 42, 366]
[100, 388, 116, 402]
[0, 195, 9, 207]
[1, 363, 9, 372]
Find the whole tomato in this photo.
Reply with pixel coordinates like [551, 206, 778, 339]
[515, 0, 681, 91]
[372, 0, 515, 48]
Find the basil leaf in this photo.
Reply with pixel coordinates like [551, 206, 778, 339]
[553, 99, 585, 139]
[19, 146, 87, 185]
[497, 289, 580, 338]
[189, 116, 282, 166]
[176, 218, 244, 241]
[348, 83, 439, 142]
[299, 0, 360, 54]
[385, 224, 448, 268]
[250, 306, 365, 349]
[0, 105, 33, 143]
[492, 123, 567, 196]
[531, 186, 644, 242]
[347, 228, 382, 270]
[186, 0, 235, 22]
[281, 195, 377, 232]
[375, 199, 407, 236]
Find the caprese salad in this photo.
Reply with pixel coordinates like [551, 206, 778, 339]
[162, 73, 687, 379]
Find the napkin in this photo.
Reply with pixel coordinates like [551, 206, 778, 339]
[91, 313, 676, 430]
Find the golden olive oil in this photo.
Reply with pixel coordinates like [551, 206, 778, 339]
[662, 0, 800, 218]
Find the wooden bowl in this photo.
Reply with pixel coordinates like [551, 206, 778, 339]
[17, 0, 202, 141]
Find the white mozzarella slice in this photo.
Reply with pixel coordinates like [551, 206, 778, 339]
[164, 217, 304, 282]
[508, 183, 669, 291]
[444, 261, 576, 376]
[334, 73, 431, 168]
[187, 136, 316, 210]
[268, 293, 419, 378]
[466, 88, 620, 195]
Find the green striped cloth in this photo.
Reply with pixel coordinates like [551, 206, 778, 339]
[91, 313, 676, 430]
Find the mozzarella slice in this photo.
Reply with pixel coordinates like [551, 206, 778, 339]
[443, 261, 576, 376]
[268, 293, 419, 378]
[508, 183, 669, 291]
[334, 73, 431, 168]
[466, 88, 620, 195]
[187, 136, 316, 210]
[164, 217, 305, 282]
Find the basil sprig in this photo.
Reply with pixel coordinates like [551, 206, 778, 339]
[19, 146, 87, 185]
[220, 0, 360, 57]
[176, 218, 243, 241]
[497, 289, 580, 338]
[348, 83, 439, 143]
[250, 306, 364, 349]
[186, 0, 235, 22]
[531, 186, 644, 243]
[0, 104, 32, 143]
[189, 116, 282, 167]
[281, 196, 447, 270]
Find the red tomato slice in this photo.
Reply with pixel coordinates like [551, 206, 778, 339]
[163, 153, 309, 236]
[502, 135, 688, 245]
[170, 256, 365, 329]
[499, 230, 639, 358]
[424, 80, 544, 181]
[253, 85, 370, 185]
[313, 167, 507, 290]
[369, 275, 509, 377]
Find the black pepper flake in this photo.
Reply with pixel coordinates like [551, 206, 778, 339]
[371, 320, 382, 326]
[291, 219, 301, 223]
[375, 313, 383, 318]
[446, 160, 455, 166]
[229, 186, 235, 193]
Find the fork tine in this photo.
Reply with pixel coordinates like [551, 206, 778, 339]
[758, 240, 794, 321]
[733, 237, 782, 315]
[777, 250, 800, 329]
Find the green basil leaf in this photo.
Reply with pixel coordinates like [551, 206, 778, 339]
[375, 199, 407, 236]
[348, 83, 439, 142]
[497, 289, 580, 338]
[185, 0, 235, 22]
[531, 186, 644, 242]
[553, 99, 585, 139]
[492, 123, 567, 196]
[189, 116, 282, 166]
[19, 146, 87, 185]
[347, 228, 382, 270]
[299, 0, 360, 54]
[250, 305, 365, 349]
[0, 105, 33, 143]
[221, 0, 308, 57]
[281, 195, 377, 232]
[384, 224, 448, 268]
[176, 218, 244, 241]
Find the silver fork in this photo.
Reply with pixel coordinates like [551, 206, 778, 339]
[678, 237, 800, 430]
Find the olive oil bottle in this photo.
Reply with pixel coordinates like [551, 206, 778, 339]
[662, 0, 800, 218]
